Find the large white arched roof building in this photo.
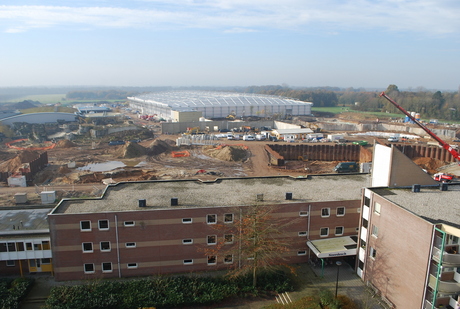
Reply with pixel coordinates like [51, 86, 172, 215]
[128, 91, 312, 120]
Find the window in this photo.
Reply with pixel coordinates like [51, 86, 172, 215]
[80, 220, 91, 231]
[82, 242, 93, 253]
[124, 221, 135, 227]
[125, 242, 136, 248]
[100, 241, 111, 252]
[182, 239, 193, 245]
[299, 211, 309, 217]
[42, 241, 50, 250]
[224, 255, 233, 264]
[321, 208, 330, 218]
[41, 258, 51, 264]
[102, 262, 113, 273]
[335, 226, 344, 236]
[371, 225, 379, 237]
[182, 218, 192, 224]
[320, 227, 329, 237]
[298, 231, 308, 237]
[207, 214, 217, 224]
[297, 251, 307, 256]
[183, 259, 193, 265]
[0, 243, 6, 252]
[370, 247, 377, 259]
[84, 263, 95, 273]
[16, 242, 24, 251]
[336, 207, 345, 216]
[374, 202, 381, 215]
[360, 240, 366, 249]
[224, 213, 233, 223]
[6, 260, 15, 267]
[362, 218, 368, 229]
[7, 243, 16, 252]
[207, 235, 217, 245]
[26, 243, 32, 251]
[364, 196, 370, 206]
[224, 234, 233, 244]
[34, 243, 42, 250]
[207, 255, 217, 265]
[127, 263, 138, 269]
[98, 220, 109, 230]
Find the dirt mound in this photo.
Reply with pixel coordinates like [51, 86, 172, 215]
[117, 142, 147, 158]
[58, 165, 71, 174]
[147, 139, 176, 156]
[0, 150, 41, 172]
[56, 140, 76, 148]
[205, 145, 248, 162]
[413, 157, 446, 174]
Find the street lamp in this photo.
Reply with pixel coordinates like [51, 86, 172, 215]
[335, 261, 342, 298]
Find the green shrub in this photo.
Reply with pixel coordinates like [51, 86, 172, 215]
[0, 278, 34, 309]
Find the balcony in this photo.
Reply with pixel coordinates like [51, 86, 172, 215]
[432, 245, 460, 267]
[429, 274, 460, 294]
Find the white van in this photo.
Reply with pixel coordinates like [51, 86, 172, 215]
[243, 135, 255, 141]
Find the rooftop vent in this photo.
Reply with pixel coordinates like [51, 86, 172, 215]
[171, 197, 179, 206]
[285, 192, 293, 200]
[138, 199, 146, 207]
[256, 194, 264, 202]
[412, 184, 421, 193]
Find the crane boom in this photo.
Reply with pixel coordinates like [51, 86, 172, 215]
[379, 91, 460, 163]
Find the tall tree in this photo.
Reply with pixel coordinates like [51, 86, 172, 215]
[205, 204, 295, 287]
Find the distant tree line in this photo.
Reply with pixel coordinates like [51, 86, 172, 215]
[239, 84, 460, 120]
[66, 90, 139, 100]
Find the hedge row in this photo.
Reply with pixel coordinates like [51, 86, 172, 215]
[44, 272, 294, 309]
[0, 278, 35, 309]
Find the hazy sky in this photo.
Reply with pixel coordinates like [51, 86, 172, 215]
[1, 0, 460, 90]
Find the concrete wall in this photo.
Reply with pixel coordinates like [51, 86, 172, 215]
[0, 113, 77, 126]
[161, 120, 275, 134]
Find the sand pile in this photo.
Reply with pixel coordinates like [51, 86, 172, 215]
[56, 140, 76, 148]
[205, 145, 248, 162]
[147, 139, 176, 156]
[117, 142, 147, 158]
[413, 157, 446, 174]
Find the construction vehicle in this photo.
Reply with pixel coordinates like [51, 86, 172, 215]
[380, 92, 460, 180]
[433, 173, 455, 183]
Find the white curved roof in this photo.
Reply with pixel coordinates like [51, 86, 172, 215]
[130, 90, 311, 111]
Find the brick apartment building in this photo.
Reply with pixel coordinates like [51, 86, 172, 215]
[48, 175, 368, 281]
[0, 207, 54, 276]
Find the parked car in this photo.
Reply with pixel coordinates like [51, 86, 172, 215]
[352, 140, 368, 146]
[243, 135, 255, 141]
[388, 137, 399, 142]
[334, 162, 358, 173]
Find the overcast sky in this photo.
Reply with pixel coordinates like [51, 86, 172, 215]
[1, 0, 460, 90]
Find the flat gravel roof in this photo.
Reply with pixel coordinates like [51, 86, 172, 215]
[371, 185, 460, 228]
[53, 175, 371, 215]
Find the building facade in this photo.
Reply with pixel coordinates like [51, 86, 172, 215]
[48, 175, 367, 281]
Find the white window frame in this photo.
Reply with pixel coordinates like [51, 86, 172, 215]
[370, 247, 377, 259]
[100, 241, 111, 252]
[207, 235, 217, 245]
[182, 239, 193, 245]
[298, 231, 308, 237]
[125, 242, 136, 248]
[374, 202, 381, 215]
[335, 226, 344, 236]
[101, 262, 113, 273]
[321, 208, 330, 218]
[224, 255, 233, 264]
[183, 259, 193, 265]
[82, 242, 93, 253]
[182, 218, 192, 224]
[371, 225, 379, 237]
[127, 263, 138, 269]
[206, 214, 217, 224]
[80, 220, 91, 231]
[336, 207, 345, 217]
[98, 219, 109, 231]
[299, 211, 309, 217]
[6, 260, 15, 267]
[320, 227, 329, 237]
[124, 221, 135, 227]
[224, 234, 234, 244]
[84, 263, 95, 274]
[224, 213, 234, 223]
[207, 255, 217, 265]
[297, 250, 307, 256]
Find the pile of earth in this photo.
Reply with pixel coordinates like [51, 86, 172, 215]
[413, 157, 446, 174]
[0, 150, 41, 172]
[55, 140, 76, 148]
[204, 145, 248, 162]
[117, 142, 147, 158]
[147, 139, 177, 156]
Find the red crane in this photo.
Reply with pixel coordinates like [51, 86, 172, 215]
[379, 91, 460, 163]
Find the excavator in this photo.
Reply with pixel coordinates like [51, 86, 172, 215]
[380, 92, 459, 182]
